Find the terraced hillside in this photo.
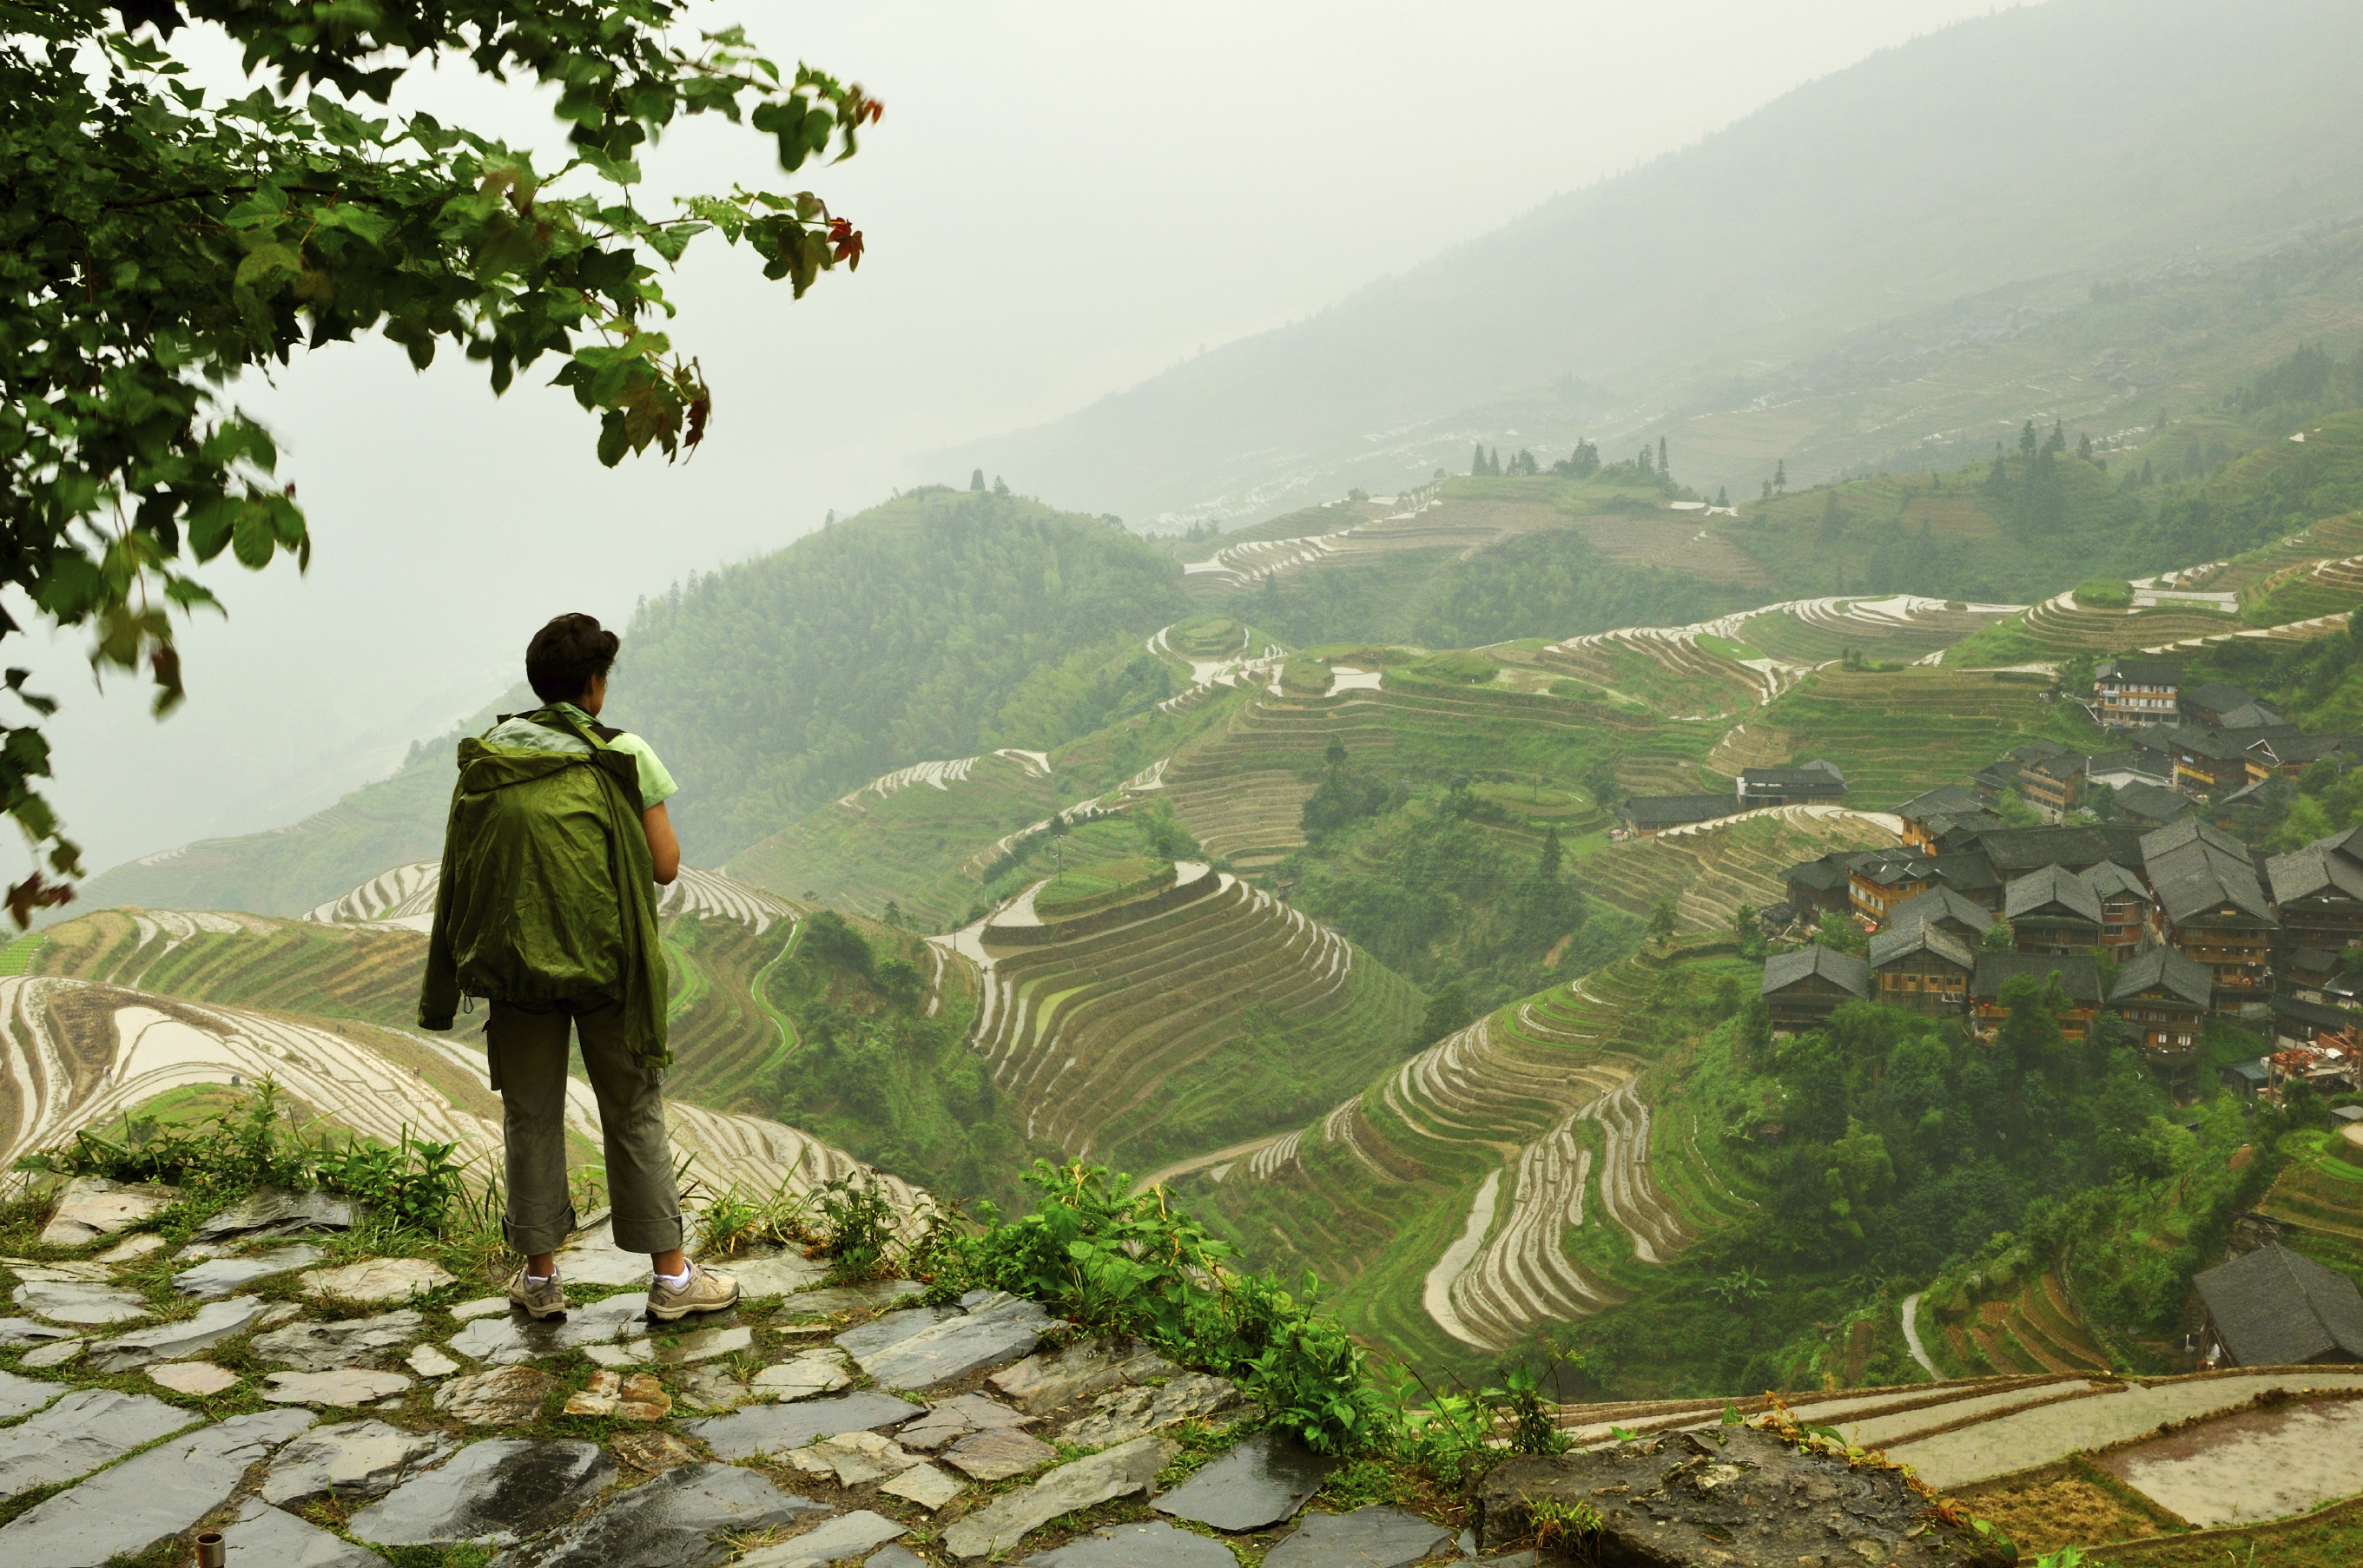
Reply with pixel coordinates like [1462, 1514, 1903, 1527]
[1755, 665, 2101, 809]
[1571, 804, 1901, 933]
[934, 860, 1421, 1173]
[1180, 941, 1764, 1373]
[0, 975, 916, 1211]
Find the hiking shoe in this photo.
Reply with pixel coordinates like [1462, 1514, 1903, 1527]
[506, 1267, 568, 1321]
[647, 1263, 739, 1321]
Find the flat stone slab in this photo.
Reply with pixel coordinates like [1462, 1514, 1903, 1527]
[96, 1234, 168, 1263]
[564, 1369, 671, 1420]
[265, 1368, 414, 1406]
[11, 1280, 148, 1326]
[0, 1317, 77, 1348]
[263, 1419, 460, 1505]
[434, 1366, 563, 1426]
[452, 1295, 512, 1321]
[685, 1392, 927, 1459]
[739, 1508, 910, 1568]
[587, 1323, 751, 1368]
[776, 1279, 925, 1318]
[221, 1497, 382, 1568]
[1477, 1431, 2011, 1568]
[21, 1337, 81, 1367]
[840, 1292, 1053, 1390]
[729, 1253, 830, 1297]
[0, 1388, 199, 1498]
[881, 1461, 967, 1510]
[451, 1294, 646, 1363]
[610, 1429, 702, 1472]
[752, 1347, 855, 1400]
[85, 1294, 269, 1373]
[149, 1361, 241, 1398]
[991, 1336, 1177, 1414]
[3, 1259, 116, 1281]
[1265, 1507, 1455, 1568]
[944, 1425, 1058, 1481]
[302, 1255, 457, 1302]
[2096, 1393, 2363, 1527]
[409, 1344, 461, 1378]
[1059, 1373, 1241, 1447]
[253, 1308, 426, 1371]
[898, 1392, 1036, 1451]
[0, 1408, 315, 1568]
[1026, 1521, 1241, 1568]
[943, 1435, 1177, 1558]
[485, 1458, 823, 1568]
[788, 1429, 925, 1486]
[38, 1176, 177, 1247]
[196, 1187, 353, 1240]
[1156, 1432, 1333, 1532]
[348, 1439, 616, 1547]
[172, 1243, 325, 1298]
[0, 1367, 62, 1420]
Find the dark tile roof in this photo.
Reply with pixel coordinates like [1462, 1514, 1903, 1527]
[2181, 681, 2261, 716]
[2109, 945, 2211, 1009]
[1870, 918, 1976, 972]
[1928, 853, 2003, 893]
[1785, 860, 1850, 893]
[2084, 860, 2153, 904]
[2195, 1244, 2363, 1367]
[2290, 946, 2340, 971]
[1970, 825, 2150, 876]
[2006, 865, 2102, 925]
[1761, 945, 1869, 999]
[2250, 733, 2357, 768]
[2022, 754, 2086, 786]
[2087, 748, 2172, 779]
[1886, 886, 1993, 935]
[2110, 781, 2190, 824]
[2267, 840, 2363, 906]
[2142, 816, 2277, 925]
[1740, 761, 1846, 790]
[2097, 658, 2181, 686]
[2273, 994, 2360, 1032]
[1854, 853, 1938, 890]
[2221, 1058, 2271, 1084]
[1971, 952, 2102, 1004]
[2176, 723, 2304, 762]
[1623, 794, 1739, 828]
[1925, 809, 2006, 842]
[2216, 702, 2287, 730]
[1898, 784, 1985, 821]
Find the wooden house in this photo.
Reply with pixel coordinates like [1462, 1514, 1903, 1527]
[2017, 753, 2085, 820]
[1884, 886, 1993, 945]
[2005, 864, 2102, 955]
[1869, 919, 1975, 1016]
[2085, 860, 2158, 959]
[1761, 945, 1869, 1031]
[1738, 760, 1846, 808]
[2093, 657, 2179, 729]
[2142, 817, 2278, 1011]
[1970, 952, 2101, 1042]
[2267, 827, 2363, 958]
[1849, 852, 1938, 923]
[2109, 945, 2210, 1069]
[2193, 1244, 2363, 1368]
[1897, 784, 1986, 853]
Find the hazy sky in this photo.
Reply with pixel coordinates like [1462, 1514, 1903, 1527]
[36, 0, 2011, 877]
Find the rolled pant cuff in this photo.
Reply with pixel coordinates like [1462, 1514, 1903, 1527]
[611, 1212, 689, 1255]
[503, 1203, 580, 1259]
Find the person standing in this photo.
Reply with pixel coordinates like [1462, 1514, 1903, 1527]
[419, 612, 737, 1321]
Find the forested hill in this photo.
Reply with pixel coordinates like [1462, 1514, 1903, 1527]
[611, 488, 1188, 862]
[958, 0, 2363, 524]
[73, 489, 1189, 914]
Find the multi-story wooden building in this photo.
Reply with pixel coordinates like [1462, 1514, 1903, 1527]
[2086, 860, 2158, 959]
[1737, 760, 1847, 808]
[1849, 852, 1938, 924]
[1869, 919, 1975, 1016]
[2142, 817, 2278, 1010]
[2108, 945, 2210, 1070]
[2006, 865, 2102, 955]
[1970, 952, 2101, 1042]
[2267, 827, 2363, 958]
[1897, 784, 1991, 853]
[2093, 657, 2180, 728]
[1884, 886, 1993, 946]
[1761, 945, 1869, 1031]
[2016, 753, 2085, 820]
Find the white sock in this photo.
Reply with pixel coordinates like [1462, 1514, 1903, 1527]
[526, 1269, 558, 1284]
[657, 1267, 691, 1289]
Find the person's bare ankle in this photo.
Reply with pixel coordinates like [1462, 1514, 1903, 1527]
[526, 1253, 558, 1279]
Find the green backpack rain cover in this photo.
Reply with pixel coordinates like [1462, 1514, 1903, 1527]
[417, 710, 670, 1071]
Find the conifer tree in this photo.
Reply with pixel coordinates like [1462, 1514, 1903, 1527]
[2020, 420, 2038, 455]
[2076, 434, 2092, 463]
[1488, 446, 1502, 476]
[1639, 446, 1653, 476]
[970, 468, 986, 491]
[1716, 485, 1730, 507]
[1774, 459, 1788, 495]
[1471, 443, 1487, 477]
[1658, 437, 1669, 480]
[993, 475, 1010, 496]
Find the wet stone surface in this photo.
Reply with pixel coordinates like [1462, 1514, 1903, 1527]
[942, 1435, 1177, 1559]
[301, 1255, 457, 1302]
[0, 1408, 315, 1568]
[195, 1186, 353, 1240]
[0, 1388, 197, 1499]
[264, 1367, 414, 1406]
[222, 1496, 383, 1568]
[1026, 1521, 1242, 1568]
[838, 1291, 1053, 1390]
[1155, 1432, 1333, 1532]
[171, 1243, 324, 1298]
[990, 1336, 1177, 1415]
[486, 1459, 823, 1568]
[39, 1177, 178, 1247]
[408, 1343, 460, 1378]
[1057, 1373, 1240, 1447]
[85, 1293, 269, 1372]
[1475, 1429, 2016, 1568]
[451, 1294, 646, 1364]
[685, 1391, 926, 1460]
[739, 1507, 910, 1568]
[252, 1308, 425, 1371]
[897, 1391, 1034, 1452]
[776, 1279, 925, 1318]
[347, 1438, 616, 1547]
[751, 1346, 855, 1400]
[609, 1428, 702, 1472]
[728, 1252, 830, 1297]
[434, 1365, 564, 1426]
[942, 1425, 1057, 1482]
[589, 1323, 752, 1368]
[263, 1419, 459, 1505]
[881, 1461, 966, 1510]
[1263, 1505, 1455, 1568]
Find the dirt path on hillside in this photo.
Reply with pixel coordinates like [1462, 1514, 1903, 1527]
[1139, 1132, 1286, 1191]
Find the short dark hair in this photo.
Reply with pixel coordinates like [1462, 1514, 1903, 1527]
[525, 613, 620, 702]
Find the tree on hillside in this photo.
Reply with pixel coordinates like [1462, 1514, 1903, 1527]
[993, 476, 1011, 496]
[1471, 443, 1487, 477]
[2020, 420, 2039, 456]
[1715, 485, 1730, 507]
[0, 0, 881, 918]
[1488, 446, 1502, 477]
[1323, 734, 1349, 773]
[1638, 445, 1653, 477]
[1647, 897, 1678, 948]
[2076, 434, 2093, 463]
[1658, 437, 1669, 481]
[1773, 459, 1788, 496]
[970, 469, 987, 491]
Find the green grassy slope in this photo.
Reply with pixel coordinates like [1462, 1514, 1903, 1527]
[1755, 667, 2105, 809]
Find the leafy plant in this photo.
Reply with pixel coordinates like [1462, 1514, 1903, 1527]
[815, 1172, 903, 1281]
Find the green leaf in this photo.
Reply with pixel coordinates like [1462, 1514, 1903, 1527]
[230, 504, 275, 569]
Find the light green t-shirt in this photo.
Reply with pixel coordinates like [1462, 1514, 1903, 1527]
[481, 702, 678, 809]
